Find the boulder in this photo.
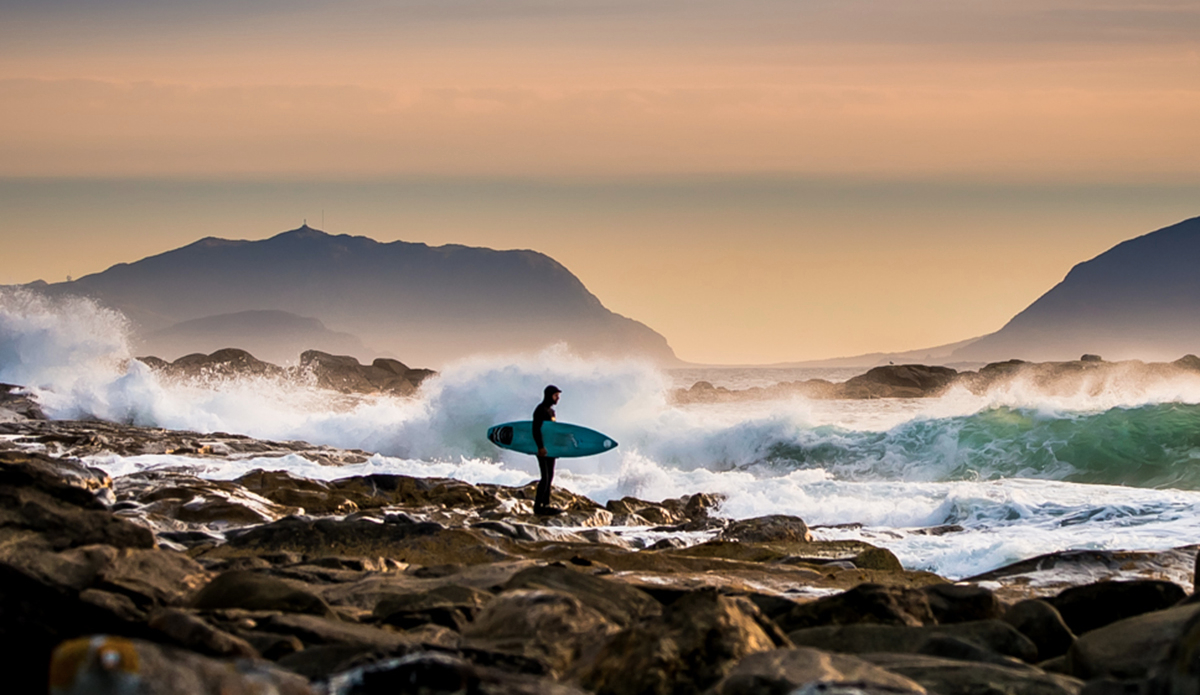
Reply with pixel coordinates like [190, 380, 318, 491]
[1048, 580, 1187, 635]
[49, 635, 313, 695]
[922, 583, 1002, 624]
[788, 620, 1039, 663]
[94, 548, 211, 609]
[260, 612, 420, 652]
[720, 515, 813, 544]
[1004, 600, 1077, 661]
[576, 591, 790, 695]
[860, 653, 1084, 695]
[192, 570, 336, 617]
[776, 583, 936, 632]
[708, 647, 927, 695]
[325, 651, 590, 695]
[1067, 603, 1200, 680]
[160, 348, 284, 379]
[462, 589, 620, 676]
[502, 565, 661, 628]
[374, 585, 494, 631]
[147, 608, 258, 658]
[837, 365, 959, 399]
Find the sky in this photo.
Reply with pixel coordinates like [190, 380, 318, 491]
[1, 0, 1199, 364]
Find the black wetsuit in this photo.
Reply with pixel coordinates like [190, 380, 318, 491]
[532, 399, 556, 509]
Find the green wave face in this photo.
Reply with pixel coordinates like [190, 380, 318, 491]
[764, 403, 1200, 489]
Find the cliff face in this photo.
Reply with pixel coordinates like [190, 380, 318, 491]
[39, 226, 678, 366]
[954, 216, 1200, 363]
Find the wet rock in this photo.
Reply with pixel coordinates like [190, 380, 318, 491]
[95, 548, 211, 608]
[147, 608, 258, 658]
[192, 570, 336, 617]
[0, 383, 46, 420]
[235, 469, 363, 515]
[605, 497, 684, 526]
[1067, 603, 1200, 680]
[922, 583, 1002, 624]
[1005, 599, 1077, 661]
[49, 635, 313, 695]
[708, 647, 928, 695]
[462, 589, 620, 676]
[776, 583, 937, 632]
[838, 365, 959, 399]
[157, 348, 285, 379]
[860, 653, 1084, 695]
[788, 620, 1039, 663]
[1048, 580, 1187, 636]
[326, 651, 590, 695]
[503, 565, 662, 628]
[576, 591, 790, 695]
[374, 585, 494, 631]
[299, 350, 431, 396]
[260, 612, 420, 652]
[720, 515, 813, 544]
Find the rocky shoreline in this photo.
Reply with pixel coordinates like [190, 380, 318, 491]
[5, 380, 1200, 694]
[675, 354, 1200, 402]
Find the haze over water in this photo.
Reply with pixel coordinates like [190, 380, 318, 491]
[7, 290, 1200, 582]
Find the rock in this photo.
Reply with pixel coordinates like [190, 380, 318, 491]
[461, 589, 620, 676]
[788, 620, 1039, 663]
[374, 585, 494, 631]
[49, 635, 313, 695]
[837, 365, 959, 399]
[235, 469, 362, 515]
[922, 583, 1002, 624]
[1067, 603, 1200, 680]
[300, 350, 428, 396]
[1147, 605, 1200, 694]
[192, 570, 336, 617]
[147, 608, 258, 658]
[260, 612, 420, 651]
[720, 515, 813, 544]
[326, 651, 590, 695]
[0, 451, 152, 553]
[94, 548, 210, 609]
[576, 591, 790, 695]
[776, 583, 937, 632]
[709, 647, 927, 695]
[502, 565, 661, 628]
[860, 653, 1084, 695]
[0, 383, 47, 420]
[852, 548, 905, 571]
[1005, 600, 1077, 661]
[1048, 580, 1187, 636]
[211, 516, 512, 565]
[163, 348, 285, 379]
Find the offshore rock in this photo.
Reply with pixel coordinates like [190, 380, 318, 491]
[837, 364, 960, 399]
[708, 647, 928, 695]
[576, 591, 791, 695]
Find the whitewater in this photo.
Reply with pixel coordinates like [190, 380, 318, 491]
[6, 289, 1200, 581]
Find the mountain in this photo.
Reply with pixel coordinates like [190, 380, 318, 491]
[952, 215, 1200, 363]
[140, 310, 368, 365]
[39, 226, 678, 366]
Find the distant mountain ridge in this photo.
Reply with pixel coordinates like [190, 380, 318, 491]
[38, 226, 678, 366]
[952, 215, 1200, 362]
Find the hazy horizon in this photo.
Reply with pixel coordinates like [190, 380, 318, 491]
[3, 0, 1198, 364]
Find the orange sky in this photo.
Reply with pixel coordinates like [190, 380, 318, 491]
[2, 0, 1199, 364]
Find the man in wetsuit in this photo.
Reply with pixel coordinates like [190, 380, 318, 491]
[532, 385, 564, 515]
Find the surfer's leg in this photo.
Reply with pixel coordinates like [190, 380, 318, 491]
[535, 455, 555, 509]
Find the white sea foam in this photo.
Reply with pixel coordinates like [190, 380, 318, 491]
[9, 288, 1200, 579]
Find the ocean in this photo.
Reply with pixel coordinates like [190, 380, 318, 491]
[6, 288, 1200, 582]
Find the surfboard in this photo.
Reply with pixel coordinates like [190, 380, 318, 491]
[486, 420, 618, 458]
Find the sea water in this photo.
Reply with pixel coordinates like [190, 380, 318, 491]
[6, 288, 1200, 580]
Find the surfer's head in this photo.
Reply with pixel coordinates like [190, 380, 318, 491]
[544, 385, 561, 403]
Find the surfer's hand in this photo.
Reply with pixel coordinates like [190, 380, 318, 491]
[538, 447, 547, 457]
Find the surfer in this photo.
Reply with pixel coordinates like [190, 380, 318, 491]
[532, 385, 564, 515]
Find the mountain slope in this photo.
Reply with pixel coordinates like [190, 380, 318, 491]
[953, 216, 1200, 362]
[41, 226, 677, 366]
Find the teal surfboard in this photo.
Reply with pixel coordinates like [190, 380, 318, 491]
[487, 421, 618, 458]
